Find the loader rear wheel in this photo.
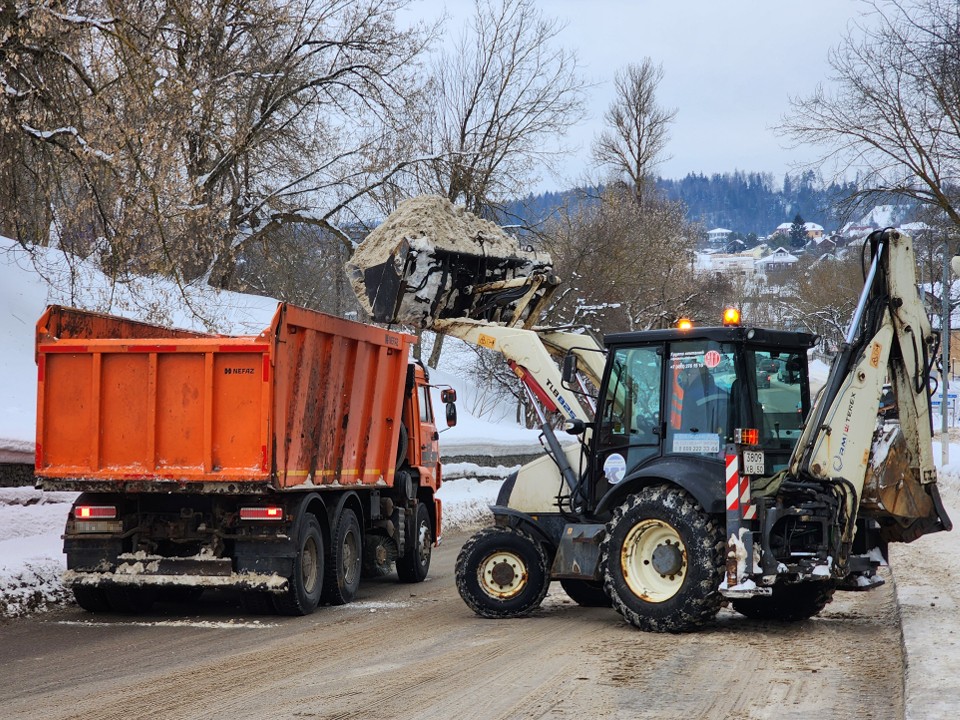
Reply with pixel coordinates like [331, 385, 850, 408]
[274, 514, 324, 616]
[322, 508, 362, 605]
[455, 526, 549, 618]
[600, 485, 724, 632]
[731, 581, 836, 621]
[72, 586, 111, 612]
[397, 502, 432, 583]
[559, 579, 611, 607]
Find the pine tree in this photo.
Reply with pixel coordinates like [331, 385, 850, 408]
[789, 213, 807, 249]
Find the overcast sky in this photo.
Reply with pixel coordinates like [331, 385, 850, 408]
[407, 0, 876, 190]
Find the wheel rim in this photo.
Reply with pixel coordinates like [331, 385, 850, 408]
[342, 530, 359, 585]
[478, 551, 528, 599]
[620, 519, 687, 603]
[302, 534, 320, 593]
[416, 520, 431, 566]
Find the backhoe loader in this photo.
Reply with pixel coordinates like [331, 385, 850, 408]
[349, 196, 951, 632]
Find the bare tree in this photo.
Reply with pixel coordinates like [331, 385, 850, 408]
[417, 0, 585, 215]
[414, 0, 586, 366]
[1, 0, 434, 310]
[545, 186, 715, 333]
[779, 0, 960, 229]
[593, 59, 676, 207]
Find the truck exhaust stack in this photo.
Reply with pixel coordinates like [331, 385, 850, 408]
[347, 195, 557, 329]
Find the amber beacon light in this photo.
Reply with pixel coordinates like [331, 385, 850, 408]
[722, 307, 741, 326]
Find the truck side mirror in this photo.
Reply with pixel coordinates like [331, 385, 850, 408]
[441, 388, 457, 404]
[445, 401, 457, 428]
[562, 353, 578, 384]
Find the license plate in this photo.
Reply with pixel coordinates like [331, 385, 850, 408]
[742, 450, 765, 475]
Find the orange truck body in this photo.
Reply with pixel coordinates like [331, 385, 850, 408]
[35, 303, 446, 612]
[36, 303, 414, 490]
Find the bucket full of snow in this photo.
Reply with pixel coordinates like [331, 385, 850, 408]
[346, 196, 555, 328]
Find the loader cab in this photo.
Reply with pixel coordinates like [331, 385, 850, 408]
[588, 326, 815, 513]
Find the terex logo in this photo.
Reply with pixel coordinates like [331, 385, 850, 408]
[831, 393, 857, 472]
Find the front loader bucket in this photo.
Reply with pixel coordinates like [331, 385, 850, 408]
[861, 423, 952, 542]
[347, 195, 555, 329]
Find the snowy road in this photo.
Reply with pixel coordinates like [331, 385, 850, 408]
[0, 532, 904, 720]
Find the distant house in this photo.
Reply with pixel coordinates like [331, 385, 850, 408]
[772, 221, 823, 241]
[694, 251, 756, 276]
[756, 247, 798, 272]
[707, 228, 733, 245]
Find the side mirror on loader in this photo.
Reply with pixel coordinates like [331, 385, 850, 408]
[562, 353, 578, 384]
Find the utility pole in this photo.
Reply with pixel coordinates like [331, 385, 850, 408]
[943, 242, 952, 465]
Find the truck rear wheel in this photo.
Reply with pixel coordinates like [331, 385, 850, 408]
[72, 586, 111, 612]
[322, 508, 362, 605]
[731, 581, 836, 621]
[600, 485, 724, 632]
[274, 514, 324, 615]
[397, 502, 432, 583]
[455, 526, 549, 618]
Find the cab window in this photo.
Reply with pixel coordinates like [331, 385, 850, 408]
[665, 341, 735, 456]
[600, 346, 662, 443]
[419, 385, 433, 423]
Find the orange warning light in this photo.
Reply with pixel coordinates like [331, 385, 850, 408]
[722, 307, 741, 326]
[677, 318, 693, 330]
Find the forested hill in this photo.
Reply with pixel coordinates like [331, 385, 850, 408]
[506, 171, 861, 236]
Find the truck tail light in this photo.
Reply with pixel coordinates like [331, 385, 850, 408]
[74, 505, 117, 520]
[735, 428, 760, 445]
[240, 506, 284, 521]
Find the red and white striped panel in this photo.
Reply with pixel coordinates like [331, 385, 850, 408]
[725, 454, 739, 512]
[740, 473, 756, 520]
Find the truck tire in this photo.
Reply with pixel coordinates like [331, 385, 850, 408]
[361, 533, 395, 578]
[322, 508, 362, 605]
[559, 578, 611, 607]
[72, 586, 111, 612]
[731, 581, 836, 621]
[240, 592, 276, 615]
[273, 514, 324, 616]
[397, 502, 432, 583]
[455, 526, 550, 618]
[105, 587, 158, 613]
[600, 485, 724, 632]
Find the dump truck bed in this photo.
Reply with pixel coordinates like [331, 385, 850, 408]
[36, 303, 414, 491]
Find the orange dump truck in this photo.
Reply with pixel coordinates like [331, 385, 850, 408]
[35, 303, 453, 615]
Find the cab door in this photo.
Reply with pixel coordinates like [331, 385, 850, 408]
[592, 344, 664, 503]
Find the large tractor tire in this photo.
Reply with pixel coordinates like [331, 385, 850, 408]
[455, 526, 550, 619]
[396, 502, 432, 583]
[322, 508, 362, 605]
[273, 514, 324, 616]
[559, 579, 611, 608]
[104, 587, 158, 614]
[600, 485, 724, 632]
[731, 581, 836, 621]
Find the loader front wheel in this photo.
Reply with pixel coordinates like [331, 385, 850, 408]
[455, 526, 549, 618]
[731, 581, 836, 621]
[600, 485, 724, 632]
[274, 514, 324, 616]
